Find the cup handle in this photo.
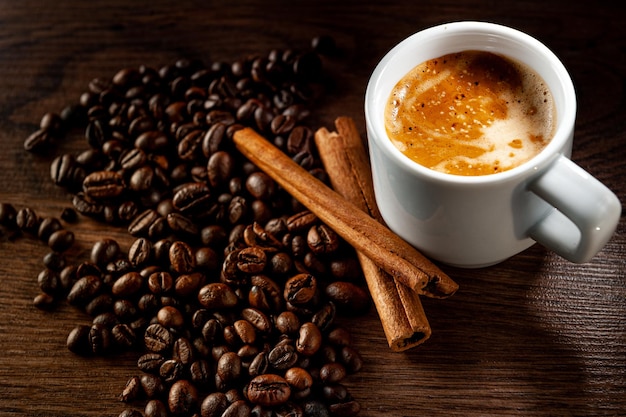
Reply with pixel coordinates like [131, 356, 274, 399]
[527, 155, 621, 263]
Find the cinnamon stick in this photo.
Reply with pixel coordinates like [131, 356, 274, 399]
[315, 117, 431, 351]
[233, 127, 458, 299]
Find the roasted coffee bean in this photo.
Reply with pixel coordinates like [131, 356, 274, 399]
[286, 211, 317, 232]
[243, 223, 281, 249]
[144, 323, 173, 354]
[72, 192, 104, 217]
[128, 237, 152, 267]
[90, 238, 121, 266]
[201, 318, 223, 344]
[247, 285, 270, 311]
[233, 319, 256, 345]
[319, 362, 347, 384]
[37, 217, 62, 242]
[42, 251, 65, 272]
[321, 383, 349, 403]
[247, 351, 268, 378]
[33, 292, 56, 310]
[138, 353, 166, 374]
[113, 299, 139, 322]
[144, 399, 169, 417]
[58, 265, 78, 291]
[119, 147, 147, 170]
[268, 343, 298, 370]
[83, 170, 125, 200]
[339, 346, 363, 373]
[195, 246, 220, 271]
[178, 129, 204, 161]
[89, 323, 112, 355]
[238, 343, 261, 367]
[189, 359, 212, 387]
[60, 207, 78, 223]
[67, 324, 91, 356]
[174, 272, 205, 297]
[137, 291, 160, 314]
[222, 325, 239, 347]
[148, 271, 174, 295]
[37, 268, 61, 296]
[92, 311, 119, 328]
[157, 305, 185, 329]
[307, 224, 339, 255]
[141, 373, 167, 399]
[47, 229, 75, 252]
[286, 126, 313, 156]
[324, 282, 370, 315]
[302, 400, 330, 417]
[270, 114, 297, 135]
[329, 257, 361, 281]
[24, 128, 53, 152]
[247, 374, 291, 406]
[107, 258, 133, 275]
[172, 182, 212, 217]
[207, 151, 235, 188]
[327, 327, 351, 347]
[112, 272, 144, 297]
[166, 212, 199, 238]
[76, 261, 102, 278]
[236, 246, 267, 274]
[67, 275, 102, 306]
[128, 165, 154, 192]
[269, 252, 293, 276]
[216, 351, 242, 383]
[275, 311, 300, 335]
[169, 240, 196, 274]
[135, 130, 170, 153]
[287, 235, 306, 260]
[228, 195, 247, 224]
[128, 209, 161, 237]
[168, 379, 199, 415]
[240, 307, 272, 334]
[160, 358, 185, 384]
[296, 322, 322, 356]
[0, 202, 17, 227]
[85, 293, 113, 316]
[120, 375, 142, 403]
[198, 283, 238, 309]
[245, 172, 275, 201]
[200, 392, 229, 417]
[16, 207, 39, 234]
[117, 200, 140, 223]
[284, 273, 317, 306]
[200, 224, 227, 248]
[40, 112, 64, 134]
[284, 367, 313, 391]
[220, 400, 250, 417]
[201, 122, 227, 158]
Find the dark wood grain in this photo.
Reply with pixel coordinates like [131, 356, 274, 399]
[1, 1, 624, 416]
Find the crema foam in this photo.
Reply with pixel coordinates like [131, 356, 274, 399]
[385, 50, 556, 176]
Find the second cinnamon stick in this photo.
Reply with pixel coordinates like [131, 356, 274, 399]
[315, 118, 432, 351]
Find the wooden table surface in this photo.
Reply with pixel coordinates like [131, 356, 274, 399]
[1, 1, 624, 416]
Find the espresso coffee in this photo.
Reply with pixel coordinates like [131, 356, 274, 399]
[385, 50, 556, 176]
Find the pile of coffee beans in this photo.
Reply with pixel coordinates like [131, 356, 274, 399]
[9, 36, 372, 417]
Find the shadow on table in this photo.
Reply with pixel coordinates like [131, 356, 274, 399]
[354, 244, 604, 416]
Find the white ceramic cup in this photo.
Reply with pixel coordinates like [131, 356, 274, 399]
[365, 21, 621, 268]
